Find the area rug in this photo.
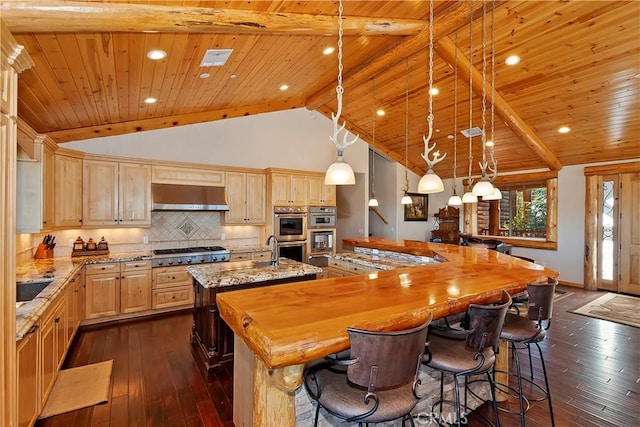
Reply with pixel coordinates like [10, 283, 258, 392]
[39, 360, 113, 419]
[553, 288, 574, 302]
[570, 293, 640, 328]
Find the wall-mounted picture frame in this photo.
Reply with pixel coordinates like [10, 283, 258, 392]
[403, 193, 429, 221]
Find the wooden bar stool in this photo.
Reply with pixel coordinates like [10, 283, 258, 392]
[498, 278, 557, 426]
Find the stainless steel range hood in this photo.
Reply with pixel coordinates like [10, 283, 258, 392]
[151, 183, 229, 211]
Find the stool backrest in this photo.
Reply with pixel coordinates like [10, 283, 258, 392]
[466, 290, 512, 352]
[347, 319, 430, 389]
[527, 277, 558, 322]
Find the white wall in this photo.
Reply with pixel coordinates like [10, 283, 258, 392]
[64, 108, 368, 174]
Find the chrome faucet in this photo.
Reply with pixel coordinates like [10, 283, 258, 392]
[265, 234, 279, 267]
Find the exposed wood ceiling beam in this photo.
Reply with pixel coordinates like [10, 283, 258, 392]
[51, 100, 304, 144]
[0, 0, 426, 36]
[434, 36, 563, 172]
[305, 1, 493, 110]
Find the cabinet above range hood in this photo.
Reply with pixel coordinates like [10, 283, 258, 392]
[151, 183, 229, 211]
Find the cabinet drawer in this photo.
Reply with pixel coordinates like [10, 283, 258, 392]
[252, 251, 271, 260]
[85, 263, 120, 275]
[121, 260, 152, 272]
[152, 266, 191, 289]
[229, 253, 251, 262]
[152, 287, 194, 309]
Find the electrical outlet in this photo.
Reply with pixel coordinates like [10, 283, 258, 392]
[220, 233, 226, 240]
[68, 239, 74, 248]
[143, 236, 149, 244]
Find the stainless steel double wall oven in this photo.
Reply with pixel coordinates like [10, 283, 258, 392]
[273, 206, 307, 262]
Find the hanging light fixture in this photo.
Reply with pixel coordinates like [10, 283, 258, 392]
[448, 32, 462, 207]
[418, 0, 447, 194]
[368, 78, 379, 207]
[325, 0, 358, 185]
[472, 1, 495, 197]
[462, 1, 478, 204]
[401, 59, 413, 205]
[483, 1, 502, 202]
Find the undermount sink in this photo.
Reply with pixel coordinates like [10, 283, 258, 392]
[253, 260, 277, 268]
[16, 279, 55, 302]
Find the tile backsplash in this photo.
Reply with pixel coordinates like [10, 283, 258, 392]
[18, 211, 264, 259]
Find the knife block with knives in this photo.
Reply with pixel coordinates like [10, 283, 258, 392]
[34, 235, 55, 259]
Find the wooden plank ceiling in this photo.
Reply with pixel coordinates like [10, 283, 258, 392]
[3, 0, 639, 178]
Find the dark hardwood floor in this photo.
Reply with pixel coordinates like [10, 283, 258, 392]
[36, 286, 639, 427]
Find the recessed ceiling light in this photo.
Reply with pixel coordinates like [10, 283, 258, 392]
[557, 126, 571, 134]
[280, 84, 289, 91]
[376, 109, 385, 116]
[505, 55, 520, 66]
[634, 73, 640, 79]
[485, 140, 495, 147]
[429, 87, 439, 96]
[230, 74, 237, 79]
[146, 50, 166, 60]
[144, 97, 157, 104]
[323, 46, 335, 55]
[200, 73, 210, 79]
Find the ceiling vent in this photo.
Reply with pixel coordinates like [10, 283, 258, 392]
[200, 49, 233, 67]
[460, 127, 484, 138]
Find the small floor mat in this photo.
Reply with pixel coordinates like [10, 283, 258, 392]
[39, 360, 113, 419]
[570, 293, 640, 328]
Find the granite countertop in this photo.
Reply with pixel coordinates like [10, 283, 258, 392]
[188, 258, 322, 289]
[228, 246, 270, 254]
[328, 247, 444, 270]
[15, 252, 151, 341]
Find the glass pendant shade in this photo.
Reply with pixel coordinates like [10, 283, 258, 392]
[417, 169, 444, 194]
[462, 191, 478, 203]
[325, 155, 355, 185]
[448, 194, 462, 206]
[401, 193, 413, 205]
[472, 177, 495, 196]
[483, 186, 503, 200]
[368, 196, 379, 207]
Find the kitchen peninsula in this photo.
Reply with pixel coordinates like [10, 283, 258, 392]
[216, 238, 558, 426]
[188, 258, 322, 374]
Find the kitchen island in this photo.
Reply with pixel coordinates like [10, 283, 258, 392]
[187, 258, 322, 374]
[216, 237, 558, 427]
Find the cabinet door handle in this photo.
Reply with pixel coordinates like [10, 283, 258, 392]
[27, 325, 39, 335]
[55, 317, 60, 323]
[79, 219, 83, 223]
[114, 219, 118, 222]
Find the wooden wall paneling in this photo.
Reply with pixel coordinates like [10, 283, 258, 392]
[546, 177, 558, 243]
[584, 174, 598, 290]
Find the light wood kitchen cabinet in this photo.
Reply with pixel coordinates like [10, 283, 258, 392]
[269, 172, 307, 206]
[307, 174, 336, 206]
[17, 324, 39, 427]
[41, 142, 55, 230]
[83, 160, 151, 227]
[151, 165, 225, 186]
[152, 265, 194, 309]
[120, 261, 152, 313]
[40, 295, 66, 407]
[323, 258, 379, 278]
[229, 250, 271, 262]
[54, 154, 83, 228]
[85, 261, 152, 318]
[85, 263, 120, 318]
[67, 269, 85, 339]
[225, 171, 266, 225]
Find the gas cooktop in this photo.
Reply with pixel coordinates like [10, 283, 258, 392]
[151, 246, 229, 267]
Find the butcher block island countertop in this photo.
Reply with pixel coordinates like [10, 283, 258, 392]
[216, 237, 558, 427]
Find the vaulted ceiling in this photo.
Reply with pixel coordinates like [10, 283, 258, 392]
[3, 0, 639, 178]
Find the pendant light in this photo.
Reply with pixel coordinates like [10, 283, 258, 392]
[448, 32, 462, 207]
[368, 78, 379, 207]
[401, 59, 413, 205]
[462, 1, 478, 204]
[325, 0, 357, 185]
[472, 1, 495, 197]
[417, 0, 447, 194]
[483, 2, 502, 202]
